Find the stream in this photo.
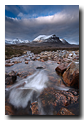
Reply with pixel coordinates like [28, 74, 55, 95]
[5, 52, 79, 115]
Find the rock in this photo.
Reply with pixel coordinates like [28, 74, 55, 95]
[5, 98, 32, 115]
[40, 55, 48, 61]
[12, 61, 22, 64]
[57, 108, 75, 115]
[63, 62, 79, 88]
[5, 60, 10, 63]
[73, 56, 79, 61]
[55, 63, 69, 74]
[17, 71, 30, 78]
[5, 104, 14, 115]
[5, 63, 14, 67]
[31, 57, 36, 61]
[63, 58, 71, 63]
[17, 72, 21, 76]
[36, 57, 40, 61]
[31, 102, 39, 115]
[25, 58, 30, 61]
[25, 61, 28, 64]
[38, 87, 79, 115]
[23, 51, 27, 54]
[57, 61, 61, 64]
[40, 59, 44, 62]
[5, 71, 17, 85]
[36, 67, 44, 69]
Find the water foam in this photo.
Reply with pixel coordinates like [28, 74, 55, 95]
[6, 69, 49, 108]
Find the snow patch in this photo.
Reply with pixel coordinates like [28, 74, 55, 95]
[33, 34, 57, 42]
[5, 38, 29, 44]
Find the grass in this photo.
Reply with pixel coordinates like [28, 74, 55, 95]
[5, 44, 79, 60]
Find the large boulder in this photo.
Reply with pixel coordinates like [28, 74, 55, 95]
[63, 62, 79, 88]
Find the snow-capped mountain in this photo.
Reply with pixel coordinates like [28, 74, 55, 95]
[5, 38, 29, 44]
[60, 39, 69, 44]
[33, 34, 60, 43]
[33, 34, 69, 44]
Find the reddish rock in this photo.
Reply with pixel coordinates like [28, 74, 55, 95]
[5, 98, 14, 115]
[6, 85, 12, 88]
[5, 71, 17, 85]
[73, 56, 79, 61]
[5, 63, 14, 67]
[5, 105, 15, 115]
[38, 87, 79, 115]
[55, 63, 69, 74]
[57, 61, 61, 64]
[12, 61, 22, 64]
[17, 72, 21, 76]
[63, 62, 79, 88]
[63, 58, 71, 63]
[5, 98, 32, 115]
[25, 61, 28, 64]
[40, 59, 44, 62]
[31, 102, 39, 115]
[40, 55, 48, 61]
[5, 60, 10, 63]
[57, 108, 75, 115]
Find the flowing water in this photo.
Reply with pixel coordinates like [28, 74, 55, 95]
[5, 55, 77, 115]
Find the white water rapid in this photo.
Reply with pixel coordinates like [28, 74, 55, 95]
[6, 69, 49, 108]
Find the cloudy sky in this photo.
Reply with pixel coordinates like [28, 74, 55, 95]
[5, 5, 79, 44]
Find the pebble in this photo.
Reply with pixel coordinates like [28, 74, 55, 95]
[5, 50, 79, 63]
[25, 61, 28, 64]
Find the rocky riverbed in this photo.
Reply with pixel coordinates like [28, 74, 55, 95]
[5, 50, 79, 115]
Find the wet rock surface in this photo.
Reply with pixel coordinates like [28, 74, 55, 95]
[55, 63, 69, 74]
[5, 71, 17, 85]
[57, 107, 75, 115]
[5, 50, 79, 115]
[37, 87, 79, 115]
[5, 63, 14, 67]
[63, 62, 79, 88]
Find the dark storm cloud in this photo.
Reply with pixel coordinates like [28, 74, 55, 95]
[5, 5, 79, 44]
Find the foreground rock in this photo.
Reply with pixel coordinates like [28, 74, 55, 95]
[38, 87, 79, 115]
[5, 103, 15, 115]
[31, 102, 39, 115]
[63, 62, 79, 88]
[57, 108, 74, 115]
[5, 71, 17, 85]
[5, 98, 32, 115]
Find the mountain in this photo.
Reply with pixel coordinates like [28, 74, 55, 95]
[5, 38, 29, 44]
[59, 39, 69, 44]
[33, 34, 69, 44]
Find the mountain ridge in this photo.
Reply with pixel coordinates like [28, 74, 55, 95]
[33, 34, 70, 45]
[5, 38, 29, 44]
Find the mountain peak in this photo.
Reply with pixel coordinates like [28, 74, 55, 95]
[33, 34, 70, 45]
[33, 34, 60, 43]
